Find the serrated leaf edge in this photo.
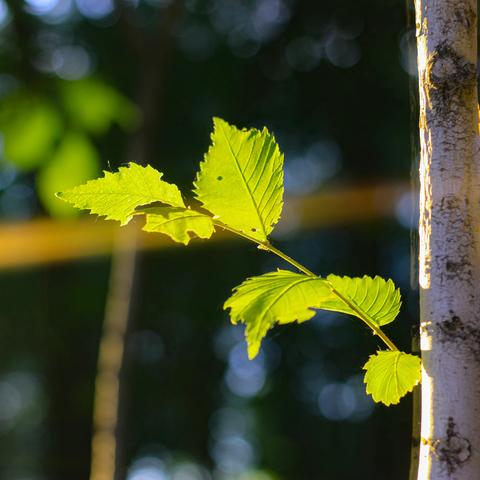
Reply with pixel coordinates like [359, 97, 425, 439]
[363, 350, 421, 406]
[327, 274, 402, 326]
[57, 163, 184, 225]
[192, 117, 283, 241]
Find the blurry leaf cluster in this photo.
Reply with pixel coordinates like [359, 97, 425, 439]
[0, 77, 139, 216]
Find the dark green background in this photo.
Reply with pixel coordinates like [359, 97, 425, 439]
[0, 1, 418, 479]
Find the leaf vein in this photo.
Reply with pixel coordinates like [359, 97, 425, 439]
[219, 122, 267, 237]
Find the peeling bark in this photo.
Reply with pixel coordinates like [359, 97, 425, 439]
[415, 0, 480, 479]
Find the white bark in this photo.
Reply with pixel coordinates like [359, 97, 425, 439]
[415, 0, 480, 479]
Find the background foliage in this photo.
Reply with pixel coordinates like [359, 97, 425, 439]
[0, 0, 416, 479]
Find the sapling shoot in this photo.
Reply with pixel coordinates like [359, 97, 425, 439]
[58, 117, 421, 406]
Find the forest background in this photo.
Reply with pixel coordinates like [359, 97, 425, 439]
[0, 1, 418, 479]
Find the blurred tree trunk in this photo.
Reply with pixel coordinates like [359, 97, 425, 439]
[89, 3, 182, 480]
[415, 0, 480, 479]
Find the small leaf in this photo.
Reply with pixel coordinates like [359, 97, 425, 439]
[57, 163, 184, 225]
[363, 350, 421, 406]
[322, 275, 401, 326]
[142, 207, 215, 245]
[193, 118, 284, 242]
[224, 270, 330, 359]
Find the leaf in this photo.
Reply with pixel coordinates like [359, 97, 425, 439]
[193, 117, 284, 242]
[224, 270, 331, 359]
[225, 272, 402, 359]
[37, 131, 100, 217]
[321, 275, 401, 326]
[60, 78, 140, 134]
[142, 207, 215, 245]
[0, 96, 61, 171]
[57, 163, 185, 225]
[363, 350, 421, 405]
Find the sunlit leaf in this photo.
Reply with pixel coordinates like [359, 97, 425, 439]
[142, 206, 215, 245]
[193, 118, 283, 242]
[37, 131, 99, 217]
[225, 272, 402, 359]
[60, 78, 140, 134]
[57, 163, 184, 225]
[363, 350, 421, 405]
[224, 270, 330, 359]
[0, 96, 61, 171]
[321, 275, 401, 326]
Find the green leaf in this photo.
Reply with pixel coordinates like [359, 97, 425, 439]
[363, 350, 421, 405]
[142, 207, 215, 245]
[193, 117, 284, 242]
[60, 78, 140, 134]
[321, 275, 401, 326]
[225, 271, 402, 359]
[37, 131, 100, 217]
[57, 163, 185, 225]
[224, 270, 330, 359]
[0, 96, 61, 171]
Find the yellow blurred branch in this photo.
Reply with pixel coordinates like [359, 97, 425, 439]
[0, 182, 409, 271]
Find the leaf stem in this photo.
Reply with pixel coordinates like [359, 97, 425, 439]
[326, 285, 399, 351]
[212, 219, 399, 351]
[262, 243, 317, 277]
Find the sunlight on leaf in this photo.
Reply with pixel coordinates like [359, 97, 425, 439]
[193, 118, 284, 242]
[142, 206, 215, 245]
[56, 119, 410, 408]
[224, 270, 330, 359]
[225, 272, 402, 360]
[57, 163, 185, 225]
[363, 350, 421, 405]
[322, 275, 401, 326]
[37, 131, 99, 217]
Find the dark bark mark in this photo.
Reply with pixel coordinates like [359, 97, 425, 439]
[438, 311, 480, 362]
[433, 196, 475, 286]
[453, 3, 476, 32]
[446, 260, 467, 273]
[437, 196, 470, 232]
[441, 255, 472, 282]
[426, 43, 476, 116]
[435, 417, 471, 475]
[427, 43, 476, 89]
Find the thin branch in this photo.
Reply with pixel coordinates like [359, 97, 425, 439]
[89, 2, 182, 480]
[212, 219, 399, 351]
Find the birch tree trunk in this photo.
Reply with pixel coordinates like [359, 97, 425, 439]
[415, 0, 480, 478]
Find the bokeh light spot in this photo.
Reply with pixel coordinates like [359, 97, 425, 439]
[127, 457, 168, 480]
[51, 45, 92, 79]
[0, 0, 10, 27]
[75, 0, 114, 19]
[24, 0, 59, 15]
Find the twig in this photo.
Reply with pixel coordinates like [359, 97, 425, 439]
[89, 2, 182, 480]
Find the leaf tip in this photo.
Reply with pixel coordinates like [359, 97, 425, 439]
[247, 343, 260, 360]
[212, 116, 226, 125]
